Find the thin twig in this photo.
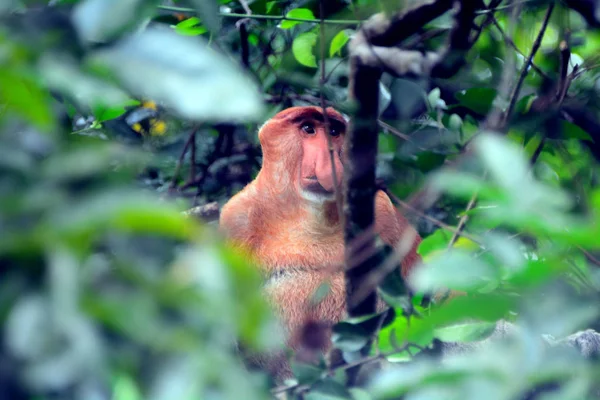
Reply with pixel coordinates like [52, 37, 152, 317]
[484, 1, 524, 129]
[476, 0, 538, 14]
[503, 2, 555, 124]
[271, 341, 424, 395]
[169, 126, 199, 191]
[556, 38, 573, 105]
[377, 119, 434, 153]
[530, 136, 546, 165]
[188, 130, 197, 186]
[490, 16, 550, 80]
[580, 247, 600, 267]
[238, 0, 251, 15]
[157, 6, 362, 24]
[469, 0, 503, 46]
[381, 185, 483, 246]
[447, 188, 479, 249]
[377, 119, 411, 141]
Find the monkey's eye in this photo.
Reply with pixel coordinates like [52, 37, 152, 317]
[330, 127, 341, 137]
[301, 124, 316, 134]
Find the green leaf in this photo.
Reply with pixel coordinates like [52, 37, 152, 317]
[280, 8, 315, 29]
[266, 1, 277, 14]
[291, 361, 323, 385]
[515, 93, 536, 114]
[410, 250, 498, 293]
[72, 0, 154, 43]
[561, 120, 593, 141]
[43, 190, 200, 243]
[42, 143, 147, 182]
[112, 373, 142, 400]
[427, 87, 446, 110]
[91, 26, 264, 121]
[413, 152, 446, 172]
[93, 102, 136, 122]
[378, 133, 398, 154]
[379, 294, 515, 358]
[176, 17, 202, 29]
[473, 133, 572, 208]
[0, 68, 55, 130]
[368, 359, 472, 399]
[39, 56, 132, 115]
[292, 32, 318, 67]
[188, 0, 221, 34]
[307, 379, 352, 400]
[349, 388, 373, 400]
[174, 17, 208, 36]
[378, 315, 434, 358]
[330, 29, 351, 57]
[331, 322, 370, 352]
[434, 321, 496, 343]
[455, 87, 497, 115]
[417, 229, 452, 258]
[430, 170, 503, 202]
[448, 114, 462, 132]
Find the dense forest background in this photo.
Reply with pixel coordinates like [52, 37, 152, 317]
[1, 0, 600, 399]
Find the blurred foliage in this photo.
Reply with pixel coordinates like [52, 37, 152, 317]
[0, 0, 599, 400]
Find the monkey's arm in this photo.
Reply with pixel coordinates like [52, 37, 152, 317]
[374, 190, 422, 277]
[371, 194, 600, 366]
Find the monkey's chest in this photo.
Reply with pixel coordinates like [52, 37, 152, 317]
[253, 233, 345, 272]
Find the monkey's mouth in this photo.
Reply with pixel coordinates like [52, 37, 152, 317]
[300, 177, 335, 200]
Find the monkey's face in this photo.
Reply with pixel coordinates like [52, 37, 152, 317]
[259, 106, 347, 204]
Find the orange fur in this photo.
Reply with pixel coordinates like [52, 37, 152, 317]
[219, 106, 421, 377]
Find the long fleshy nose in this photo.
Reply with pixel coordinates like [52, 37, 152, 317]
[307, 134, 343, 192]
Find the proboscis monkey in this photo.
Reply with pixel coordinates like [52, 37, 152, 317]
[219, 106, 422, 377]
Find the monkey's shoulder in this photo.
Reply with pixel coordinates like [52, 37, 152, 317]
[219, 184, 256, 243]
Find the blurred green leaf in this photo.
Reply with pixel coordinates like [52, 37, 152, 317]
[332, 322, 370, 352]
[73, 0, 156, 43]
[41, 143, 147, 181]
[174, 17, 208, 36]
[410, 250, 498, 293]
[280, 8, 315, 29]
[330, 29, 351, 57]
[417, 229, 452, 258]
[0, 67, 55, 130]
[349, 388, 372, 400]
[434, 321, 496, 343]
[307, 379, 352, 400]
[292, 31, 318, 68]
[292, 361, 323, 385]
[112, 373, 142, 400]
[43, 190, 200, 242]
[560, 120, 593, 141]
[39, 55, 133, 115]
[90, 26, 265, 121]
[455, 87, 496, 115]
[188, 0, 221, 34]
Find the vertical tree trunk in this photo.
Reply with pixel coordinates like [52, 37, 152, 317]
[343, 59, 382, 318]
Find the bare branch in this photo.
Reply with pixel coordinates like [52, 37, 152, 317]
[503, 3, 555, 125]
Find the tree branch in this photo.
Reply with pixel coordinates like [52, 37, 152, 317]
[503, 2, 555, 125]
[157, 5, 362, 25]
